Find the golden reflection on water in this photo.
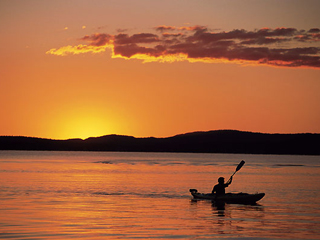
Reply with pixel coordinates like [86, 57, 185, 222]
[0, 152, 320, 239]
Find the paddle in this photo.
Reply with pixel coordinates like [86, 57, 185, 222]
[227, 160, 245, 183]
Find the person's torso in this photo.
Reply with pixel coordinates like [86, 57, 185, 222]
[214, 184, 227, 195]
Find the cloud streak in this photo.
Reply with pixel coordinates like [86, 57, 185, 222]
[47, 26, 320, 68]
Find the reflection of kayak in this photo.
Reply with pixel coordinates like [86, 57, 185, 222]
[189, 189, 265, 204]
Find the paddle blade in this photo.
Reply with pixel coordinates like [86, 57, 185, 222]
[236, 160, 245, 172]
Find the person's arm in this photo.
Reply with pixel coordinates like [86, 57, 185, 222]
[226, 176, 233, 186]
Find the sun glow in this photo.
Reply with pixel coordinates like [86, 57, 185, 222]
[55, 113, 116, 140]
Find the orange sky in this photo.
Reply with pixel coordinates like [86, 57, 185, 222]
[1, 0, 320, 139]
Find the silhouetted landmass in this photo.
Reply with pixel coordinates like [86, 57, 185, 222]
[0, 130, 319, 155]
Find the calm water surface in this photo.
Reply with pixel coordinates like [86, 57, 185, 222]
[0, 151, 319, 239]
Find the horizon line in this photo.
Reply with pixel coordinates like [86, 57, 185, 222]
[1, 129, 319, 141]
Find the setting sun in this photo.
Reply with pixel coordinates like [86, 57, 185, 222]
[62, 116, 110, 140]
[49, 105, 119, 139]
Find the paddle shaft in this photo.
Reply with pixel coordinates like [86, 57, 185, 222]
[227, 160, 245, 182]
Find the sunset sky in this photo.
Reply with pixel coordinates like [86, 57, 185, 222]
[1, 0, 320, 139]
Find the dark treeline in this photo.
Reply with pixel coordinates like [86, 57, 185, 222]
[0, 130, 319, 155]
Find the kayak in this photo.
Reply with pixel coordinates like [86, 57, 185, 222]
[189, 189, 265, 204]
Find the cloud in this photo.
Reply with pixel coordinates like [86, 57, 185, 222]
[308, 28, 320, 33]
[155, 25, 177, 31]
[47, 26, 320, 68]
[80, 33, 113, 46]
[114, 33, 160, 45]
[46, 44, 110, 56]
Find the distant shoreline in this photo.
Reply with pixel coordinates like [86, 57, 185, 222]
[1, 130, 320, 155]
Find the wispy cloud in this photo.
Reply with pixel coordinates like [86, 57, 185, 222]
[46, 44, 110, 56]
[47, 26, 320, 68]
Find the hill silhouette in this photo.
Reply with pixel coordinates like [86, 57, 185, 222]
[0, 130, 319, 155]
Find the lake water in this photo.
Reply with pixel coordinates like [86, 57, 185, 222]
[0, 151, 319, 239]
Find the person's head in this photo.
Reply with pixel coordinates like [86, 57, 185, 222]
[218, 177, 224, 184]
